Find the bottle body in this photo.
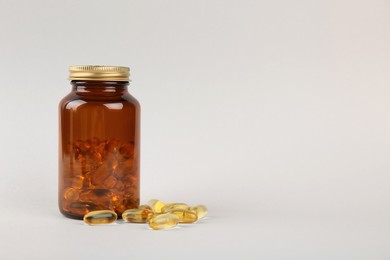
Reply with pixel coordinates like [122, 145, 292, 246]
[59, 81, 140, 219]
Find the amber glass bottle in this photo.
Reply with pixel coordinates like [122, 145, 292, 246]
[59, 66, 140, 219]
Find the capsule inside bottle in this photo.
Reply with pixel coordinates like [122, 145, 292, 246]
[148, 213, 179, 230]
[83, 210, 117, 225]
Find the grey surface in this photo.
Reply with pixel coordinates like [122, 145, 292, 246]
[0, 0, 389, 259]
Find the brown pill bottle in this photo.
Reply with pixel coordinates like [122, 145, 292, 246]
[58, 66, 140, 219]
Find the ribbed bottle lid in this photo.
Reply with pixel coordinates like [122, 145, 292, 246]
[68, 65, 130, 81]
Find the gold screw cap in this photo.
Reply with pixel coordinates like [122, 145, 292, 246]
[69, 65, 130, 81]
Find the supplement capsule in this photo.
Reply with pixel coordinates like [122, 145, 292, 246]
[148, 213, 180, 230]
[147, 199, 165, 214]
[169, 209, 198, 223]
[161, 203, 189, 213]
[138, 204, 152, 210]
[64, 187, 80, 201]
[83, 210, 117, 225]
[122, 208, 154, 223]
[189, 205, 208, 219]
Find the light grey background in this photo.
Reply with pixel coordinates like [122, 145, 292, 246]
[0, 0, 389, 259]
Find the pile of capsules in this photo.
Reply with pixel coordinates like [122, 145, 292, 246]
[61, 138, 139, 215]
[83, 199, 208, 230]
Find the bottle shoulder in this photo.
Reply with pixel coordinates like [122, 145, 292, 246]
[59, 91, 140, 112]
[122, 93, 140, 108]
[59, 92, 78, 110]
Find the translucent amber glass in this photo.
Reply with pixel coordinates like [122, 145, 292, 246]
[59, 81, 140, 219]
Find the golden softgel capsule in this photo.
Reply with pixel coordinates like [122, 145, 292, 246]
[148, 213, 180, 230]
[138, 204, 152, 210]
[122, 208, 154, 223]
[169, 209, 198, 223]
[83, 210, 117, 225]
[189, 205, 208, 219]
[147, 199, 165, 213]
[161, 203, 189, 213]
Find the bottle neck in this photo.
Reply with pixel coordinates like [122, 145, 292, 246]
[71, 80, 129, 98]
